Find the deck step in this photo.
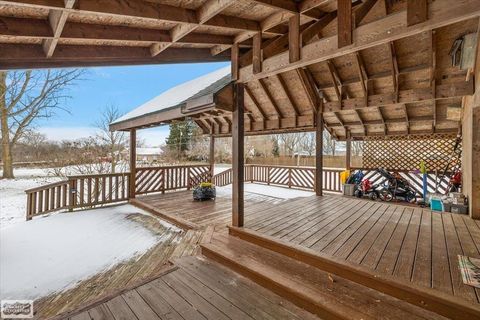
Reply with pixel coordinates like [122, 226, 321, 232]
[201, 234, 448, 320]
[227, 226, 480, 320]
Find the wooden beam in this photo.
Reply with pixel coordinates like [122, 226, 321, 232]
[289, 13, 301, 63]
[245, 86, 268, 120]
[302, 11, 337, 45]
[150, 0, 235, 56]
[129, 128, 136, 199]
[297, 68, 320, 114]
[431, 30, 437, 129]
[337, 0, 352, 47]
[231, 43, 239, 81]
[326, 60, 341, 101]
[407, 0, 428, 26]
[315, 98, 323, 196]
[389, 41, 399, 102]
[2, 0, 266, 34]
[322, 80, 474, 112]
[239, 0, 480, 82]
[258, 79, 283, 118]
[0, 45, 230, 69]
[232, 83, 245, 227]
[345, 132, 351, 170]
[0, 17, 239, 46]
[354, 0, 378, 26]
[275, 74, 301, 116]
[211, 6, 294, 56]
[252, 32, 263, 74]
[42, 0, 75, 57]
[377, 106, 387, 135]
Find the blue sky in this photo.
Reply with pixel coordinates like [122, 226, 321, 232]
[38, 61, 229, 146]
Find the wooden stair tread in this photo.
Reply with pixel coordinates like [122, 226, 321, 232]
[202, 234, 447, 320]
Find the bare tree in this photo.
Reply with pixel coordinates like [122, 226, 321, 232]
[1, 69, 84, 178]
[94, 104, 127, 173]
[322, 130, 337, 155]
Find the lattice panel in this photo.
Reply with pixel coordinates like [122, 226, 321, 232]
[363, 134, 461, 171]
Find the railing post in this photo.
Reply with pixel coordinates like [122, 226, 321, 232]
[26, 193, 32, 221]
[187, 167, 191, 190]
[129, 129, 137, 199]
[68, 177, 77, 212]
[267, 166, 270, 185]
[288, 167, 292, 188]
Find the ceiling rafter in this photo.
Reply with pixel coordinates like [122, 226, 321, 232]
[0, 17, 245, 46]
[42, 0, 76, 57]
[388, 41, 399, 102]
[296, 68, 319, 114]
[275, 74, 301, 116]
[245, 85, 268, 120]
[150, 0, 235, 56]
[258, 78, 283, 118]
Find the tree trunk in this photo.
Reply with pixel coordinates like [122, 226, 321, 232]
[0, 72, 14, 179]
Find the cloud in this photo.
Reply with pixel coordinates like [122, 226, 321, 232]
[37, 126, 169, 147]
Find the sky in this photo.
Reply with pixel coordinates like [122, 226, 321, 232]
[36, 61, 230, 147]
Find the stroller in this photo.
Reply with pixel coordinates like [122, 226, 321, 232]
[376, 168, 418, 203]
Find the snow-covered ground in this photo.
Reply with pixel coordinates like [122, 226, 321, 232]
[0, 164, 312, 301]
[217, 183, 314, 199]
[0, 167, 61, 229]
[0, 204, 175, 300]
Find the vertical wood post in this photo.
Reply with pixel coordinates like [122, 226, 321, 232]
[346, 133, 352, 170]
[338, 0, 352, 48]
[129, 129, 137, 199]
[288, 13, 300, 63]
[316, 101, 324, 196]
[210, 135, 215, 182]
[232, 83, 244, 227]
[68, 177, 77, 212]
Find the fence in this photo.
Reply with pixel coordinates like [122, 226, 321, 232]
[213, 165, 343, 193]
[25, 165, 211, 220]
[246, 155, 363, 168]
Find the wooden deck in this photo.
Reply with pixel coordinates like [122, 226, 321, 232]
[50, 189, 480, 319]
[132, 188, 291, 229]
[242, 195, 480, 305]
[136, 191, 480, 306]
[57, 256, 319, 320]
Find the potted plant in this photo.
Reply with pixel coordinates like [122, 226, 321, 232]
[193, 182, 216, 201]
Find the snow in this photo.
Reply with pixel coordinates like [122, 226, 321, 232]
[0, 168, 60, 229]
[136, 147, 163, 155]
[112, 66, 230, 123]
[217, 183, 315, 199]
[0, 204, 167, 300]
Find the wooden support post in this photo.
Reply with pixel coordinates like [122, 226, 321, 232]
[316, 99, 324, 196]
[288, 13, 300, 63]
[252, 31, 262, 74]
[232, 83, 245, 227]
[407, 0, 428, 26]
[210, 135, 215, 181]
[231, 43, 239, 81]
[129, 128, 137, 199]
[338, 0, 353, 48]
[346, 133, 352, 170]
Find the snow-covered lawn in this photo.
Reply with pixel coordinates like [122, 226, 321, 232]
[0, 167, 60, 229]
[0, 204, 172, 300]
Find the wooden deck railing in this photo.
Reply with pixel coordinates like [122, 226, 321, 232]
[25, 165, 211, 220]
[213, 165, 344, 193]
[25, 180, 70, 220]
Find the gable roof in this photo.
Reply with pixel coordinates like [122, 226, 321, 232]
[111, 66, 231, 128]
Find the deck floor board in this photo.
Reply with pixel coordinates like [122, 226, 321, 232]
[117, 191, 480, 312]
